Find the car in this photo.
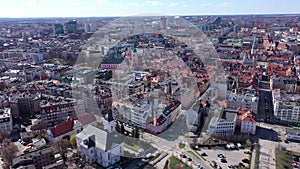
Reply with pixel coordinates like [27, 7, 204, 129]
[180, 154, 187, 158]
[201, 152, 207, 156]
[242, 158, 250, 163]
[227, 165, 233, 169]
[244, 150, 251, 154]
[285, 140, 289, 143]
[217, 153, 225, 157]
[221, 158, 227, 163]
[238, 162, 245, 168]
[187, 157, 192, 161]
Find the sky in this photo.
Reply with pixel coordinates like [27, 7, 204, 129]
[1, 0, 300, 18]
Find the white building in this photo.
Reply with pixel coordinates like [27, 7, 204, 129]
[227, 93, 258, 114]
[240, 116, 256, 135]
[208, 109, 237, 135]
[131, 101, 152, 129]
[0, 108, 13, 133]
[272, 89, 300, 124]
[76, 125, 124, 168]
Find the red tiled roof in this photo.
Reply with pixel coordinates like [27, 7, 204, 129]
[50, 118, 75, 138]
[242, 116, 256, 122]
[77, 113, 96, 126]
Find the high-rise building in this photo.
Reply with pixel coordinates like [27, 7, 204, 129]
[160, 17, 167, 29]
[53, 23, 64, 35]
[64, 20, 77, 34]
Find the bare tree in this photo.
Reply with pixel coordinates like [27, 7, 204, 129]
[0, 138, 18, 169]
[52, 139, 71, 160]
[0, 128, 10, 142]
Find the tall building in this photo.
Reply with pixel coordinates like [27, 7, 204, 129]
[53, 23, 64, 35]
[160, 17, 167, 29]
[64, 20, 77, 34]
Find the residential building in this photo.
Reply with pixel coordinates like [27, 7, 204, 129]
[77, 113, 97, 128]
[0, 108, 13, 133]
[131, 101, 152, 129]
[272, 89, 300, 124]
[226, 92, 258, 114]
[76, 125, 124, 168]
[286, 128, 300, 141]
[237, 109, 256, 135]
[12, 147, 57, 169]
[47, 117, 82, 142]
[40, 96, 77, 126]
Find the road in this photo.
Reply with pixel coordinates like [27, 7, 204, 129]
[259, 139, 276, 169]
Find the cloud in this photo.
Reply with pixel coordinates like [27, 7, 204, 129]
[146, 1, 164, 7]
[217, 2, 228, 7]
[128, 2, 144, 7]
[200, 3, 210, 8]
[94, 0, 109, 5]
[168, 3, 179, 7]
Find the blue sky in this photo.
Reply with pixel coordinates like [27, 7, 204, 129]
[1, 0, 300, 18]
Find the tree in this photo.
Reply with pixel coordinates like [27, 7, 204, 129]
[30, 120, 48, 138]
[0, 128, 9, 142]
[0, 138, 18, 169]
[70, 134, 77, 149]
[52, 139, 71, 160]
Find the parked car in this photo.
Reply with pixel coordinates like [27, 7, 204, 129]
[242, 158, 250, 164]
[221, 158, 227, 163]
[238, 162, 245, 168]
[180, 154, 187, 158]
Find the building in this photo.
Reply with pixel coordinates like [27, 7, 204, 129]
[40, 96, 77, 126]
[226, 92, 259, 114]
[286, 128, 300, 141]
[96, 85, 113, 116]
[53, 23, 64, 35]
[77, 113, 97, 128]
[64, 20, 77, 34]
[131, 101, 152, 129]
[12, 147, 57, 169]
[147, 101, 181, 134]
[272, 89, 300, 124]
[180, 88, 196, 110]
[11, 92, 41, 118]
[237, 109, 256, 135]
[76, 125, 124, 168]
[0, 108, 12, 133]
[208, 109, 237, 135]
[47, 117, 82, 142]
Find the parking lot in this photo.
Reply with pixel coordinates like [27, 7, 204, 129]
[195, 146, 251, 169]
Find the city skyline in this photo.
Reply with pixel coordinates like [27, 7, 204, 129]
[1, 0, 300, 18]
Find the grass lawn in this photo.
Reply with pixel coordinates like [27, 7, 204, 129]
[187, 150, 206, 161]
[275, 148, 300, 169]
[254, 145, 260, 169]
[169, 156, 191, 169]
[124, 143, 141, 152]
[179, 143, 186, 149]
